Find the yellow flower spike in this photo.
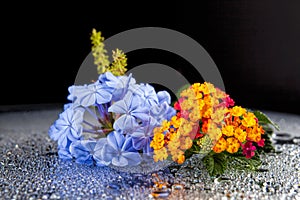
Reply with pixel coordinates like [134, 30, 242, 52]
[91, 29, 110, 74]
[234, 127, 247, 143]
[195, 92, 203, 99]
[203, 95, 212, 106]
[199, 83, 209, 95]
[109, 49, 128, 76]
[230, 106, 247, 117]
[180, 87, 196, 98]
[90, 29, 127, 75]
[226, 137, 240, 153]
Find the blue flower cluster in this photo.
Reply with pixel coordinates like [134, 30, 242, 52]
[49, 72, 176, 167]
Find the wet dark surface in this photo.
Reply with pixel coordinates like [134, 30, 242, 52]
[0, 105, 299, 199]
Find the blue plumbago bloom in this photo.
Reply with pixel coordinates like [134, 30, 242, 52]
[108, 92, 149, 132]
[134, 84, 159, 107]
[131, 117, 157, 154]
[63, 103, 73, 110]
[70, 140, 97, 165]
[93, 138, 110, 166]
[100, 131, 142, 167]
[68, 82, 112, 107]
[98, 72, 136, 102]
[49, 71, 177, 168]
[156, 91, 176, 120]
[98, 72, 120, 91]
[157, 91, 171, 104]
[58, 147, 73, 160]
[150, 101, 176, 122]
[49, 108, 83, 148]
[49, 125, 72, 160]
[112, 74, 136, 101]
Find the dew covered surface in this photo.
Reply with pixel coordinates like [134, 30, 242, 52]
[0, 107, 299, 199]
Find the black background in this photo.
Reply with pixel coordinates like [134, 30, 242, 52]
[1, 1, 300, 114]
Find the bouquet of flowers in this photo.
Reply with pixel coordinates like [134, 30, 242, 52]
[49, 29, 279, 176]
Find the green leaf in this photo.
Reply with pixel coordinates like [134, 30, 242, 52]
[202, 152, 228, 177]
[253, 110, 280, 130]
[229, 153, 262, 171]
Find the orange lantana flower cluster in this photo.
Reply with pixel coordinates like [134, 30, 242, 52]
[150, 82, 265, 164]
[214, 106, 265, 157]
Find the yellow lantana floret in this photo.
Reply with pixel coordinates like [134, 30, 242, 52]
[153, 147, 168, 162]
[230, 106, 247, 117]
[222, 125, 234, 137]
[213, 137, 227, 153]
[226, 137, 240, 153]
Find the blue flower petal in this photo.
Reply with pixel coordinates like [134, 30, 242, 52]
[157, 91, 171, 104]
[107, 99, 128, 114]
[121, 152, 142, 166]
[121, 137, 135, 152]
[76, 156, 94, 166]
[93, 138, 109, 166]
[132, 137, 146, 150]
[142, 139, 153, 154]
[51, 108, 83, 148]
[98, 72, 119, 88]
[101, 143, 118, 163]
[48, 124, 60, 141]
[166, 107, 176, 120]
[58, 148, 72, 160]
[70, 140, 96, 165]
[131, 128, 145, 138]
[112, 156, 128, 167]
[58, 135, 69, 148]
[93, 138, 107, 152]
[139, 84, 159, 106]
[111, 74, 136, 101]
[131, 110, 150, 122]
[63, 103, 73, 110]
[107, 131, 125, 150]
[69, 83, 112, 107]
[113, 114, 138, 131]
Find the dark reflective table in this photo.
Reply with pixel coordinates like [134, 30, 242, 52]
[0, 105, 299, 199]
